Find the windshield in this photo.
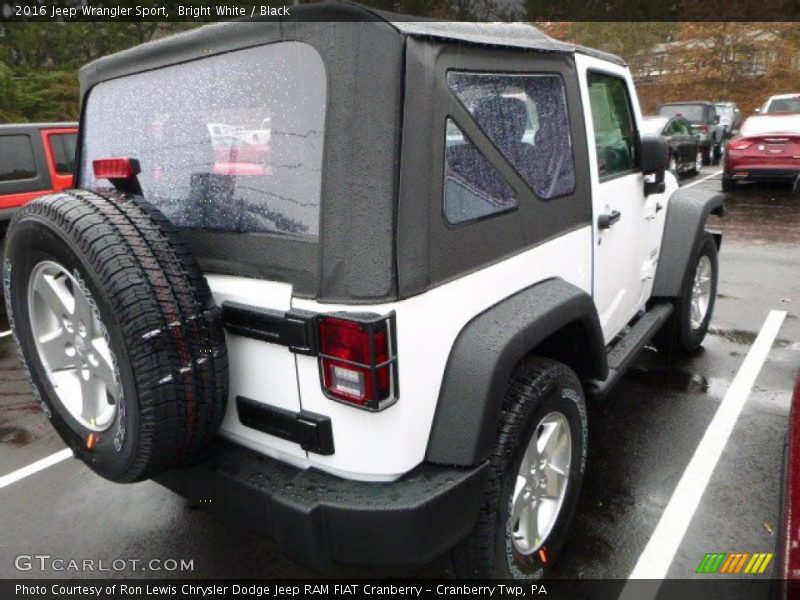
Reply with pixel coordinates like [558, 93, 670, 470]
[765, 97, 800, 114]
[740, 115, 800, 137]
[80, 42, 326, 237]
[659, 104, 705, 123]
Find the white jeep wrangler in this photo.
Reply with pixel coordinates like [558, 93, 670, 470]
[2, 5, 723, 579]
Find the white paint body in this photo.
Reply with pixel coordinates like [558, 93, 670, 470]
[209, 227, 591, 481]
[207, 57, 676, 482]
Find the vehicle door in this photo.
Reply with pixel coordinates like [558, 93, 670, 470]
[663, 119, 682, 164]
[42, 129, 78, 192]
[674, 119, 694, 164]
[576, 56, 651, 342]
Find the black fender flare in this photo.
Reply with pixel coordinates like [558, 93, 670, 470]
[652, 187, 724, 299]
[424, 278, 607, 467]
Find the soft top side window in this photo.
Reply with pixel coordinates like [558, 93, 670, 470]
[444, 118, 518, 225]
[447, 72, 576, 202]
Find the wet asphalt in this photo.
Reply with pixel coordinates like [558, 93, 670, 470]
[0, 168, 798, 583]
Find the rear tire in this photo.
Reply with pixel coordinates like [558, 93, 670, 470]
[712, 144, 722, 165]
[3, 190, 228, 482]
[668, 154, 678, 177]
[688, 149, 702, 176]
[654, 233, 718, 356]
[451, 357, 587, 579]
[722, 176, 735, 192]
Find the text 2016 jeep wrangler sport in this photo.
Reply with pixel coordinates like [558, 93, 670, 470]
[2, 5, 723, 579]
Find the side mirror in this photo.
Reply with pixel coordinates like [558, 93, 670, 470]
[640, 135, 668, 196]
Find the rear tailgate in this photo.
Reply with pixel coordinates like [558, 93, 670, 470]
[208, 275, 308, 465]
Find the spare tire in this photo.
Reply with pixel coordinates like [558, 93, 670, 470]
[2, 190, 228, 482]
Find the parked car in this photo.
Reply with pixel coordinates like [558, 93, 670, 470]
[659, 101, 726, 165]
[2, 5, 724, 580]
[0, 123, 78, 223]
[760, 93, 800, 114]
[780, 372, 800, 596]
[714, 101, 743, 137]
[641, 115, 702, 177]
[723, 114, 800, 191]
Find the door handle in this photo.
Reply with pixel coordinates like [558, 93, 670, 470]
[598, 210, 621, 229]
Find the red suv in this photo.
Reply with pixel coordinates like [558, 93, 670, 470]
[0, 123, 78, 222]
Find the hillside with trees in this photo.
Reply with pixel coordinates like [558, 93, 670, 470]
[0, 23, 195, 122]
[539, 22, 800, 117]
[1, 19, 798, 123]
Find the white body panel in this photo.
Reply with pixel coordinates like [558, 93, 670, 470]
[640, 171, 677, 306]
[207, 275, 308, 468]
[207, 226, 592, 481]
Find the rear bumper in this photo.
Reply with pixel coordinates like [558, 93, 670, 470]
[155, 439, 488, 573]
[728, 167, 800, 182]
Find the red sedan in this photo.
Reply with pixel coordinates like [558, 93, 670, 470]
[722, 114, 800, 192]
[781, 374, 800, 597]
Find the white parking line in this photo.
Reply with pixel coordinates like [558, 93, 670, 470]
[0, 330, 12, 339]
[0, 448, 73, 490]
[619, 309, 787, 597]
[682, 170, 723, 189]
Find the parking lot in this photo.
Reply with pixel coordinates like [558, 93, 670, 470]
[0, 166, 798, 582]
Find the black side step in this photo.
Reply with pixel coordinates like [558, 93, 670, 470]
[585, 302, 674, 400]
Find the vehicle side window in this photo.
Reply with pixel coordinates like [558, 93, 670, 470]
[49, 133, 77, 175]
[0, 135, 38, 182]
[443, 118, 518, 225]
[447, 71, 576, 200]
[666, 120, 680, 135]
[587, 72, 638, 178]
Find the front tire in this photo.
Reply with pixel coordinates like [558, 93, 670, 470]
[452, 357, 587, 579]
[654, 233, 718, 356]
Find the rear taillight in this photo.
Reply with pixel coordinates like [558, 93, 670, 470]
[318, 314, 397, 411]
[701, 125, 709, 134]
[729, 140, 753, 150]
[93, 157, 139, 179]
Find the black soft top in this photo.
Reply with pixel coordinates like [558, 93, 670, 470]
[76, 2, 623, 304]
[80, 2, 624, 94]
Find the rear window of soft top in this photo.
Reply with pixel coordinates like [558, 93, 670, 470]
[79, 42, 326, 238]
